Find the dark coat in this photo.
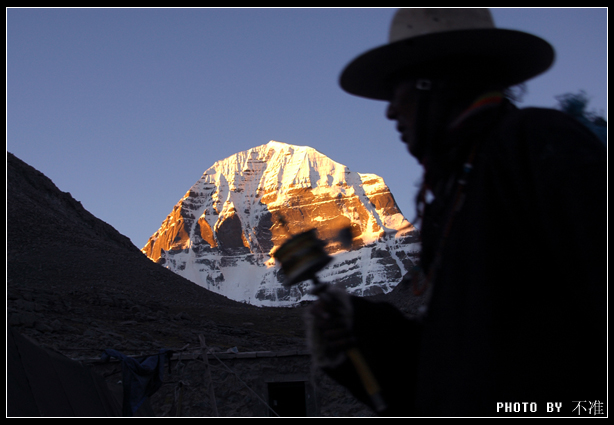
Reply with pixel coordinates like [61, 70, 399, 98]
[324, 101, 607, 417]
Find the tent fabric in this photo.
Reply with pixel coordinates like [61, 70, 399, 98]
[101, 348, 172, 416]
[7, 326, 122, 417]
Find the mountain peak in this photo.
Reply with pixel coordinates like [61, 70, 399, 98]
[142, 141, 419, 306]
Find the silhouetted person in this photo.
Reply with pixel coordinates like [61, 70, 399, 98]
[308, 8, 606, 416]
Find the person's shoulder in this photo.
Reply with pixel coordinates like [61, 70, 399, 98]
[497, 103, 605, 154]
[505, 104, 599, 137]
[503, 104, 576, 130]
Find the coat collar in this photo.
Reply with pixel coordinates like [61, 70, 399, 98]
[449, 91, 506, 130]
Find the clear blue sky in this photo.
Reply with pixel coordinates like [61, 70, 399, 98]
[7, 8, 607, 249]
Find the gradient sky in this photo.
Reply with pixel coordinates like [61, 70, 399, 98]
[7, 8, 607, 249]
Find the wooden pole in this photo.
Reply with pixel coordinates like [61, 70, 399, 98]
[198, 334, 220, 417]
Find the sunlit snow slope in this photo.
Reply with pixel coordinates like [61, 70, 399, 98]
[142, 141, 419, 306]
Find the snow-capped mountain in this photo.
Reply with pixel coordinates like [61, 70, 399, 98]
[142, 141, 420, 306]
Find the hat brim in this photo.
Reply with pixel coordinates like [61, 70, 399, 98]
[340, 28, 555, 101]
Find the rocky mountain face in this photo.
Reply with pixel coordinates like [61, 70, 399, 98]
[142, 141, 420, 306]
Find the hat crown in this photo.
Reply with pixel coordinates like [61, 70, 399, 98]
[389, 8, 495, 43]
[340, 8, 554, 100]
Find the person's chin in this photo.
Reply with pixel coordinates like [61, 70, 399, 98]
[406, 140, 425, 163]
[400, 136, 416, 156]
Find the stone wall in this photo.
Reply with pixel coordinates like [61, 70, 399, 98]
[89, 349, 375, 417]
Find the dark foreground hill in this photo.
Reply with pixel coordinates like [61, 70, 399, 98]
[7, 152, 308, 358]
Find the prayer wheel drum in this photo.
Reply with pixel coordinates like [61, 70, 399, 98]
[274, 229, 332, 287]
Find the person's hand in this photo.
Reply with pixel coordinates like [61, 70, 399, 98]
[307, 287, 355, 367]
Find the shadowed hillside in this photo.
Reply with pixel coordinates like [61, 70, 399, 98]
[7, 152, 308, 358]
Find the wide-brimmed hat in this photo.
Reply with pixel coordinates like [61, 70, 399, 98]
[340, 8, 555, 100]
